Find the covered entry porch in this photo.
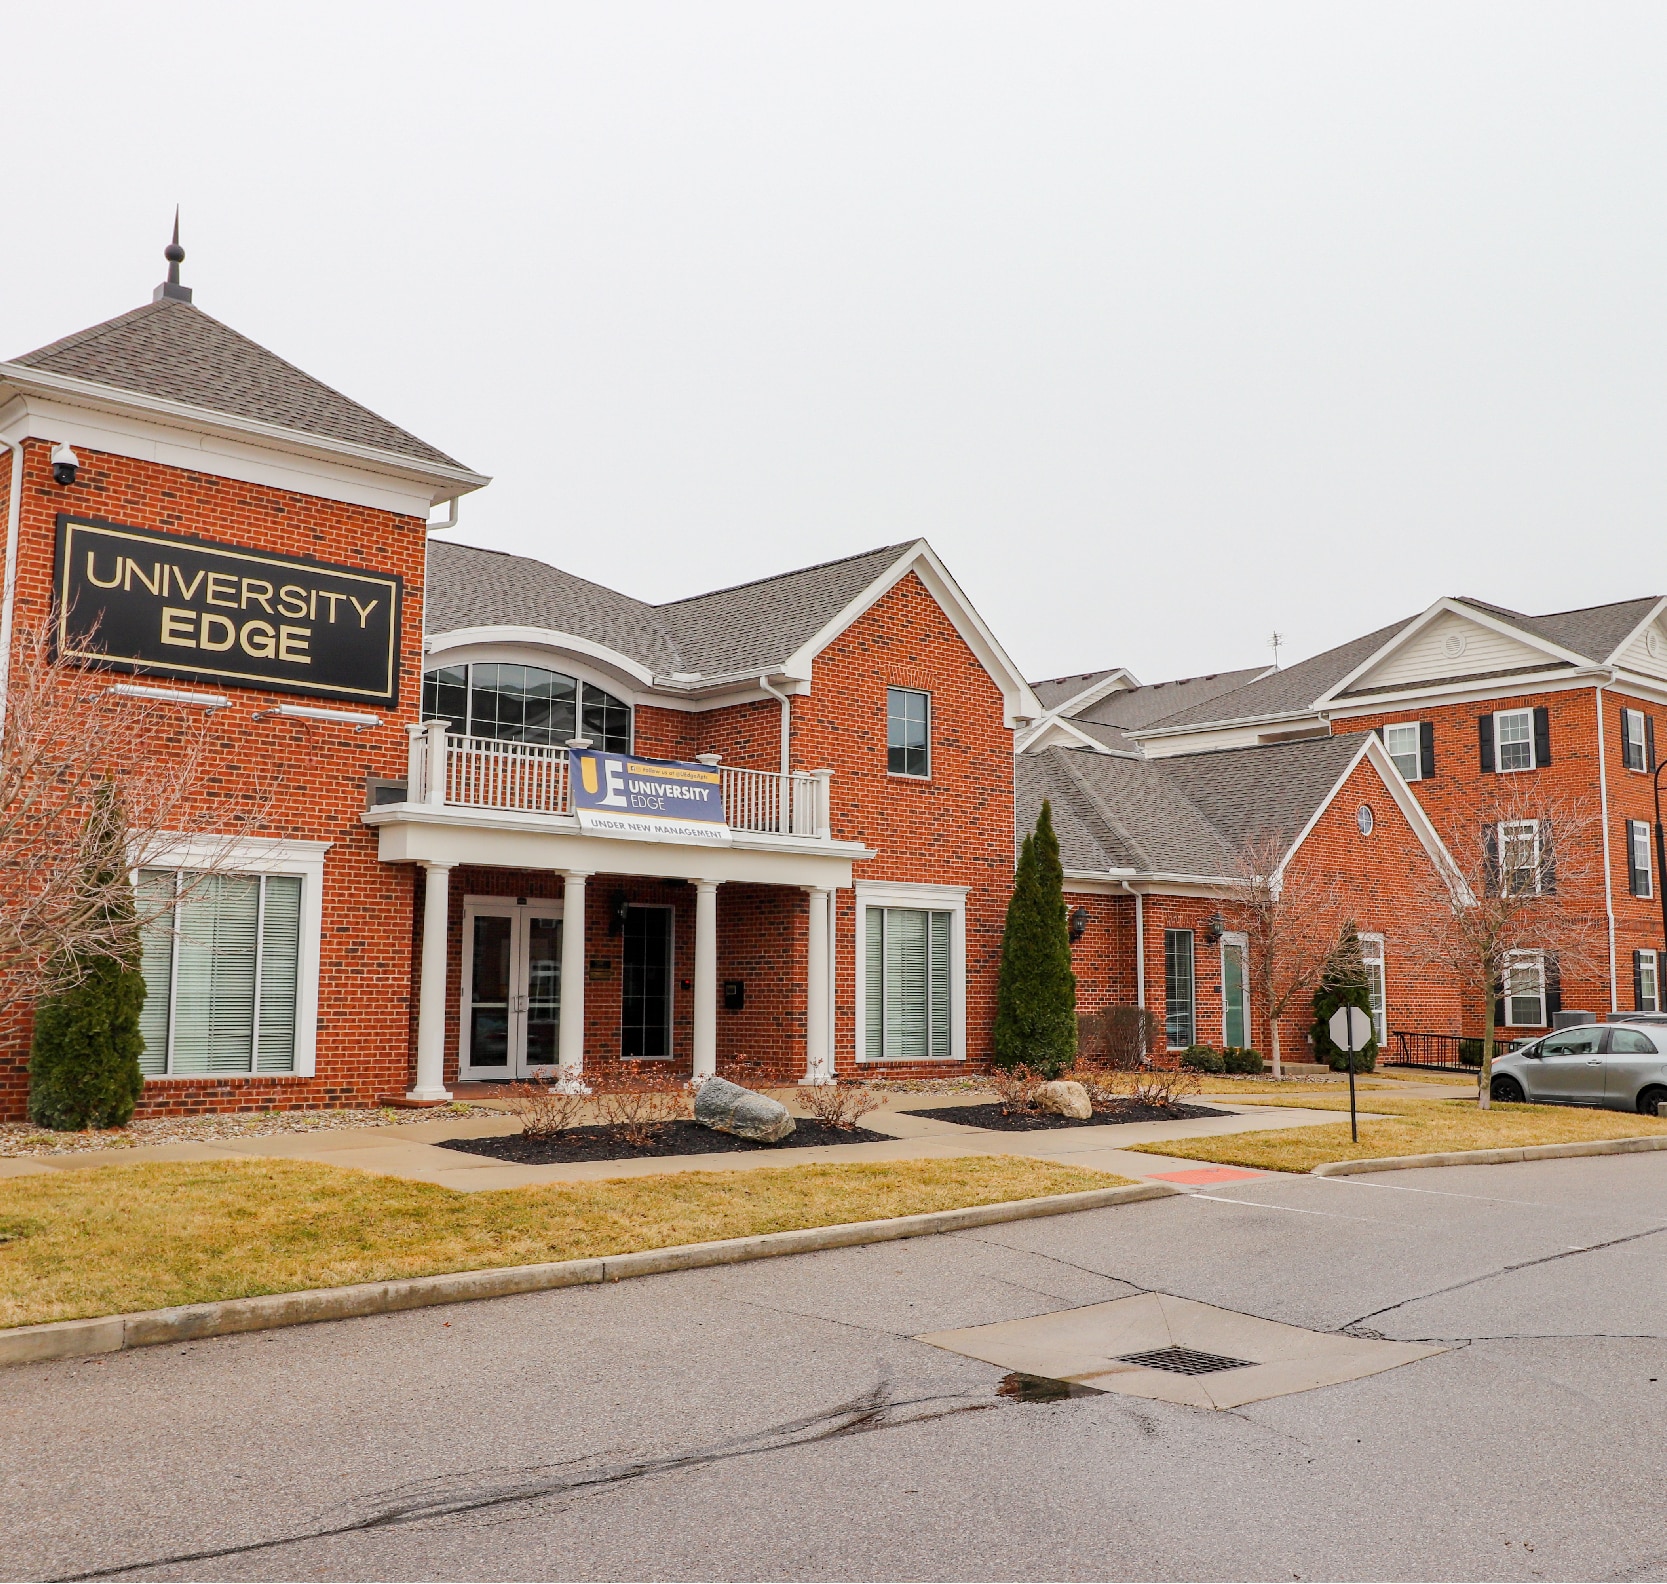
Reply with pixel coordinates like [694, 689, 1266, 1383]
[368, 797, 865, 1099]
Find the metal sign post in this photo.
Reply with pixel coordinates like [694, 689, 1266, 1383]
[1328, 1006, 1373, 1143]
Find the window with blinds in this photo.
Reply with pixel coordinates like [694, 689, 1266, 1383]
[137, 871, 305, 1076]
[865, 906, 952, 1059]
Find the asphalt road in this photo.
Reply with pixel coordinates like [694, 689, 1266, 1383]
[8, 1152, 1667, 1582]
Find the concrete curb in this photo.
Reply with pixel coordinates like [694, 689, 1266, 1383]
[0, 1181, 1177, 1369]
[1311, 1133, 1667, 1177]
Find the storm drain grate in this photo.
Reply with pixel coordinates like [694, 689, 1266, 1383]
[1116, 1346, 1255, 1376]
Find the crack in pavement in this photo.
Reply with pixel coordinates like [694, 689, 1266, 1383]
[1340, 1222, 1667, 1333]
[50, 1382, 1003, 1582]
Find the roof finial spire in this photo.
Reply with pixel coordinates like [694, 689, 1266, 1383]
[154, 209, 193, 304]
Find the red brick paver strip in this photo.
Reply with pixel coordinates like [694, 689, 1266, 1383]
[1149, 1167, 1266, 1184]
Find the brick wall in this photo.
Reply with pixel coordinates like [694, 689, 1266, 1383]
[0, 439, 425, 1121]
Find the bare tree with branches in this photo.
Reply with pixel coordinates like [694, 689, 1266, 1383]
[1403, 785, 1607, 1109]
[1222, 832, 1351, 1078]
[0, 615, 271, 1004]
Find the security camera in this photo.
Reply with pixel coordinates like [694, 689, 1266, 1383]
[50, 442, 79, 488]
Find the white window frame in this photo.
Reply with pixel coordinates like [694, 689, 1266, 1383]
[1359, 932, 1387, 1044]
[133, 836, 329, 1079]
[1383, 722, 1421, 783]
[1503, 950, 1546, 1028]
[885, 687, 932, 780]
[1164, 927, 1196, 1051]
[1631, 819, 1655, 899]
[854, 880, 967, 1062]
[1498, 819, 1543, 897]
[1640, 949, 1660, 1015]
[1623, 708, 1648, 773]
[1494, 708, 1536, 772]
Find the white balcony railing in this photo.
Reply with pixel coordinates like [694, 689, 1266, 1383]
[404, 724, 832, 840]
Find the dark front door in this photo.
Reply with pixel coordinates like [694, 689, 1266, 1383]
[622, 905, 673, 1058]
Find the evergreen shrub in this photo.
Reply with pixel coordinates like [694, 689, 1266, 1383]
[1310, 923, 1379, 1073]
[993, 802, 1078, 1077]
[1181, 1044, 1225, 1074]
[1221, 1046, 1265, 1075]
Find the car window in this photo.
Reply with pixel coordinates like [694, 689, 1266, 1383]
[1611, 1029, 1660, 1054]
[1542, 1028, 1603, 1055]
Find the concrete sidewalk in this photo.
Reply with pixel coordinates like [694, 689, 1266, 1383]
[0, 1092, 1355, 1191]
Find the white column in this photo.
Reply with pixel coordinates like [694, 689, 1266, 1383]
[408, 862, 454, 1102]
[804, 886, 831, 1083]
[423, 718, 448, 806]
[693, 879, 721, 1079]
[558, 871, 589, 1077]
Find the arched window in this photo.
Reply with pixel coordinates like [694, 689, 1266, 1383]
[422, 663, 632, 753]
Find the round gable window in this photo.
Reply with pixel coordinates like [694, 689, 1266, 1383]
[1357, 804, 1375, 835]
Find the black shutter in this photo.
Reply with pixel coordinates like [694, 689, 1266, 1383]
[1420, 720, 1436, 779]
[1483, 824, 1500, 896]
[1372, 725, 1383, 742]
[1636, 950, 1647, 1012]
[1534, 705, 1551, 766]
[1650, 715, 1658, 773]
[1621, 707, 1635, 771]
[1628, 821, 1643, 897]
[1493, 971, 1506, 1030]
[1545, 957, 1562, 1022]
[1479, 714, 1495, 773]
[1541, 820, 1557, 894]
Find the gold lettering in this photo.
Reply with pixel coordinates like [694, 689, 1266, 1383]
[349, 595, 379, 628]
[124, 560, 163, 596]
[277, 584, 308, 619]
[278, 625, 311, 664]
[240, 620, 277, 659]
[171, 567, 206, 601]
[159, 607, 197, 647]
[85, 550, 123, 589]
[240, 578, 274, 614]
[204, 572, 238, 609]
[199, 613, 236, 652]
[318, 590, 346, 623]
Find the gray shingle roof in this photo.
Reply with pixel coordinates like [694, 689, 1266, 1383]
[425, 538, 917, 683]
[1020, 735, 1370, 878]
[1029, 669, 1127, 712]
[1074, 666, 1272, 731]
[1483, 596, 1662, 664]
[12, 298, 464, 469]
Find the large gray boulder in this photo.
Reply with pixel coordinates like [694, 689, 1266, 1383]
[694, 1076, 797, 1143]
[1033, 1080, 1093, 1120]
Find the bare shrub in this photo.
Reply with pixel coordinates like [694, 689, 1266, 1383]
[800, 1081, 883, 1131]
[1125, 1063, 1202, 1111]
[986, 1065, 1042, 1115]
[1078, 1006, 1159, 1071]
[498, 1081, 588, 1138]
[590, 1065, 693, 1146]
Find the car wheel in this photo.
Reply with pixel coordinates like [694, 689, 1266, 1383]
[1490, 1075, 1525, 1104]
[1636, 1085, 1667, 1117]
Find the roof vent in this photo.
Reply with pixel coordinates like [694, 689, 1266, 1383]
[152, 209, 193, 304]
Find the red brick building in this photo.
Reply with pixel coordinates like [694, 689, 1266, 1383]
[1032, 593, 1667, 1049]
[0, 251, 1038, 1119]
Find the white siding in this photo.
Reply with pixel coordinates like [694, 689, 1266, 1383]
[1354, 611, 1553, 691]
[1616, 617, 1667, 680]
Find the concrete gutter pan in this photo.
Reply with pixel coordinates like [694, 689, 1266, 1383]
[0, 1181, 1176, 1369]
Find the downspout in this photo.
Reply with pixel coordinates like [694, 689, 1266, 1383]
[0, 435, 27, 741]
[1596, 680, 1619, 1014]
[425, 494, 460, 535]
[1118, 880, 1146, 1010]
[757, 674, 792, 777]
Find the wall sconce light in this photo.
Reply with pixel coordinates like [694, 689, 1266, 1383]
[1203, 912, 1226, 944]
[1068, 906, 1088, 943]
[609, 889, 629, 935]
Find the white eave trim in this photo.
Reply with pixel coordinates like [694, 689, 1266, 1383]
[1015, 715, 1134, 756]
[1321, 665, 1612, 715]
[1313, 597, 1596, 710]
[0, 363, 490, 501]
[1047, 668, 1140, 718]
[424, 626, 657, 687]
[1129, 707, 1323, 742]
[778, 540, 1043, 727]
[1601, 595, 1667, 667]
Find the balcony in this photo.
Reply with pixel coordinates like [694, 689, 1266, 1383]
[397, 721, 833, 841]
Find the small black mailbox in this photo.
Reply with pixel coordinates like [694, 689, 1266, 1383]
[723, 979, 745, 1011]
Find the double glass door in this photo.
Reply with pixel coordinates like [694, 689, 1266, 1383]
[460, 900, 562, 1079]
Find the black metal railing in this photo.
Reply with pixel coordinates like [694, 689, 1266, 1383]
[1387, 1031, 1523, 1070]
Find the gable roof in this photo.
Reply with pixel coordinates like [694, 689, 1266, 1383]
[11, 297, 464, 470]
[1021, 734, 1368, 879]
[1071, 666, 1272, 731]
[1029, 668, 1134, 713]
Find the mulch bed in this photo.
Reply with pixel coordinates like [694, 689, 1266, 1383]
[437, 1119, 892, 1165]
[908, 1102, 1229, 1131]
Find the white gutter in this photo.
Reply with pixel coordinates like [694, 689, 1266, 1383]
[1596, 677, 1619, 1014]
[758, 674, 792, 777]
[0, 433, 26, 739]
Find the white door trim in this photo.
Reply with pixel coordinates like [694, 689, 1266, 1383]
[458, 895, 565, 1080]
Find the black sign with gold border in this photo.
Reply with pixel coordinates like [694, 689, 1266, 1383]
[53, 516, 402, 705]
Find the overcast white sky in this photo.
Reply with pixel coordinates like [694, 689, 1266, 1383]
[6, 3, 1664, 686]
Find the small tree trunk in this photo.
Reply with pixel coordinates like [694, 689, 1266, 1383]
[1478, 967, 1496, 1111]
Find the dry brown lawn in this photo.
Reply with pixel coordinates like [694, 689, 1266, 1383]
[1132, 1095, 1667, 1173]
[0, 1154, 1123, 1330]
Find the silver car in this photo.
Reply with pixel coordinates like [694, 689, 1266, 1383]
[1490, 1020, 1667, 1114]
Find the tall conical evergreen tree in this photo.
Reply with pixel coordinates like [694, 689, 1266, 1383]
[27, 784, 147, 1130]
[993, 800, 1078, 1076]
[1310, 920, 1378, 1072]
